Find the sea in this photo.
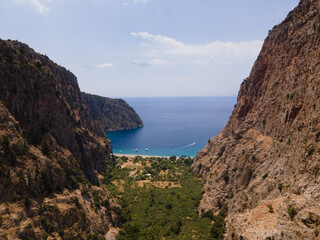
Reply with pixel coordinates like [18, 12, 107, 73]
[107, 97, 236, 158]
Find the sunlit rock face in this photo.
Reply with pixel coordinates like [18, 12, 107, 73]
[192, 0, 320, 239]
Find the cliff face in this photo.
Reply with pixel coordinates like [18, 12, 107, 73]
[192, 0, 320, 239]
[81, 92, 143, 132]
[0, 39, 111, 184]
[0, 102, 121, 239]
[0, 40, 122, 239]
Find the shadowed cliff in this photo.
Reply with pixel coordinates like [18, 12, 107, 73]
[81, 92, 143, 133]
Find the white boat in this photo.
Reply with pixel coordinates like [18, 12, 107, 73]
[135, 149, 138, 152]
[145, 148, 149, 151]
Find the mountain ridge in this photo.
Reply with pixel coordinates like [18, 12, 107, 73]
[192, 0, 320, 239]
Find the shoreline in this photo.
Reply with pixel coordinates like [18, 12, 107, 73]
[113, 153, 170, 158]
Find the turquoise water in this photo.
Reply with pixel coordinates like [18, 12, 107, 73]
[107, 97, 236, 157]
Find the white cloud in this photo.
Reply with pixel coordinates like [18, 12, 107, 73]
[97, 63, 114, 68]
[134, 0, 148, 3]
[31, 0, 50, 13]
[122, 2, 129, 6]
[131, 32, 263, 58]
[14, 0, 50, 13]
[131, 58, 173, 67]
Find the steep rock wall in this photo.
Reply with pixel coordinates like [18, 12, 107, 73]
[192, 0, 320, 239]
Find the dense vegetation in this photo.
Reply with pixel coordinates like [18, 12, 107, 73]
[104, 155, 227, 240]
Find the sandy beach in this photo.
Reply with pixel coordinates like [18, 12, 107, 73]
[113, 153, 170, 158]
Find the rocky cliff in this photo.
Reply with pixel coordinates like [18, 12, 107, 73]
[0, 39, 112, 184]
[192, 0, 320, 239]
[0, 39, 122, 239]
[81, 92, 143, 132]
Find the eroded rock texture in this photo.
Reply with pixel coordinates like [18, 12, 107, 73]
[0, 40, 122, 239]
[192, 0, 320, 239]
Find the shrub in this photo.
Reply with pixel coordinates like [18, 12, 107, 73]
[35, 61, 42, 70]
[288, 206, 297, 220]
[170, 156, 177, 161]
[183, 158, 193, 166]
[40, 232, 49, 239]
[58, 229, 65, 237]
[171, 220, 182, 235]
[307, 146, 315, 156]
[88, 233, 105, 240]
[219, 204, 228, 218]
[211, 215, 226, 239]
[40, 140, 51, 156]
[262, 173, 268, 179]
[112, 206, 126, 226]
[81, 210, 86, 219]
[267, 204, 274, 213]
[165, 203, 172, 210]
[26, 223, 33, 229]
[223, 173, 229, 184]
[101, 199, 110, 209]
[0, 135, 18, 166]
[40, 216, 54, 233]
[12, 142, 28, 156]
[278, 183, 283, 192]
[201, 210, 214, 220]
[38, 203, 58, 214]
[23, 197, 32, 209]
[41, 171, 53, 194]
[74, 197, 81, 209]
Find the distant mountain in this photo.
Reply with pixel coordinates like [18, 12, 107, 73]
[192, 0, 320, 239]
[81, 92, 143, 132]
[0, 39, 122, 239]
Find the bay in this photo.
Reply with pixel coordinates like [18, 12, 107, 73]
[107, 96, 236, 157]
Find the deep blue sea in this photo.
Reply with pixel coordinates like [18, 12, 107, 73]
[107, 97, 236, 157]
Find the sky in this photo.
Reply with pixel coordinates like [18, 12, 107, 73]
[1, 0, 299, 97]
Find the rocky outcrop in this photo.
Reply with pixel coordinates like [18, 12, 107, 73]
[81, 92, 143, 132]
[192, 0, 320, 239]
[0, 39, 122, 239]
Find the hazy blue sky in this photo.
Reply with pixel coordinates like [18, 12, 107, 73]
[1, 0, 299, 97]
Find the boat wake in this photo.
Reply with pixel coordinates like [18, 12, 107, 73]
[183, 142, 196, 148]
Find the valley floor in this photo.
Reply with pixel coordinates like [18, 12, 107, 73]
[104, 155, 227, 240]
